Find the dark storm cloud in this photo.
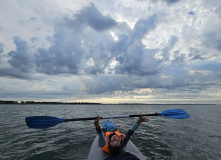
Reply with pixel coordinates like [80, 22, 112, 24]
[0, 38, 35, 79]
[1, 3, 117, 77]
[0, 67, 33, 79]
[7, 36, 34, 72]
[75, 3, 117, 31]
[34, 5, 159, 76]
[112, 15, 159, 75]
[36, 43, 82, 75]
[35, 3, 117, 75]
[131, 15, 157, 41]
[3, 4, 159, 80]
[35, 14, 85, 75]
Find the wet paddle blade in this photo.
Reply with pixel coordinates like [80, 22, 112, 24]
[25, 116, 65, 129]
[160, 109, 190, 119]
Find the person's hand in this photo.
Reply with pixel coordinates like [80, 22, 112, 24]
[93, 116, 102, 128]
[137, 116, 149, 125]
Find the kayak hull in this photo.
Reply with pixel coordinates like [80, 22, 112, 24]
[87, 135, 146, 160]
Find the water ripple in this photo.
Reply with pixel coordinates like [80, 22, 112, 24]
[1, 104, 221, 160]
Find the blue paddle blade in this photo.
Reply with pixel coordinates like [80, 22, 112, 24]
[25, 116, 65, 129]
[160, 109, 190, 119]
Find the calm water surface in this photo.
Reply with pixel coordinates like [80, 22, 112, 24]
[0, 104, 221, 160]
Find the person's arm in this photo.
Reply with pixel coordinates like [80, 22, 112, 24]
[122, 116, 149, 146]
[94, 117, 105, 147]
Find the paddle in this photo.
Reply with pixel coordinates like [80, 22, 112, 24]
[25, 109, 190, 129]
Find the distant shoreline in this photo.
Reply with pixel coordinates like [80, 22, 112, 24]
[0, 101, 217, 105]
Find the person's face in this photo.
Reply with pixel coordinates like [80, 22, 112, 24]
[109, 135, 121, 147]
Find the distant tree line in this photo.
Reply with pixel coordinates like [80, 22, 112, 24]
[0, 100, 101, 105]
[0, 100, 18, 104]
[22, 101, 101, 104]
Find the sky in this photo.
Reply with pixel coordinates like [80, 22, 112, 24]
[0, 0, 221, 104]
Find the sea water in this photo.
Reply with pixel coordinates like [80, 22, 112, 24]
[0, 104, 220, 160]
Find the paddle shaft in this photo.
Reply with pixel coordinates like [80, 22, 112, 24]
[25, 109, 189, 129]
[64, 113, 161, 122]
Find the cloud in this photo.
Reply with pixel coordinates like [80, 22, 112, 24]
[7, 36, 35, 73]
[0, 67, 33, 79]
[1, 1, 221, 103]
[215, 6, 221, 18]
[202, 20, 221, 51]
[192, 62, 221, 72]
[2, 4, 160, 95]
[188, 48, 206, 60]
[204, 39, 221, 51]
[31, 37, 38, 43]
[131, 15, 157, 41]
[161, 35, 179, 62]
[30, 17, 38, 21]
[33, 4, 159, 76]
[163, 0, 180, 5]
[0, 43, 4, 53]
[75, 3, 117, 31]
[34, 3, 118, 75]
[111, 15, 159, 75]
[201, 9, 221, 52]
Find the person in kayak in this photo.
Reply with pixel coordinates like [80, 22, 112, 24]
[93, 116, 149, 155]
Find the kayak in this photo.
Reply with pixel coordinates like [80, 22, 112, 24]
[87, 135, 147, 160]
